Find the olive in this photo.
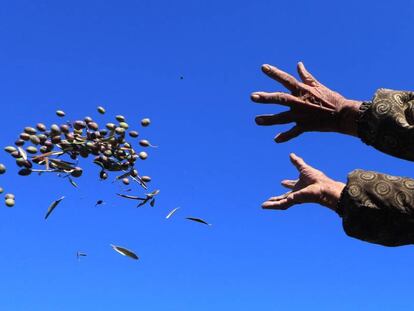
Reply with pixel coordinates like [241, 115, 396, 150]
[18, 168, 32, 176]
[60, 124, 70, 133]
[5, 193, 15, 200]
[36, 123, 47, 132]
[130, 169, 138, 177]
[24, 127, 37, 135]
[119, 122, 129, 129]
[88, 122, 99, 131]
[141, 176, 151, 182]
[139, 139, 150, 147]
[122, 178, 130, 185]
[0, 164, 6, 174]
[129, 131, 139, 138]
[74, 121, 86, 130]
[40, 146, 48, 153]
[20, 133, 30, 141]
[115, 127, 125, 135]
[30, 135, 41, 145]
[141, 118, 151, 127]
[5, 198, 15, 208]
[50, 124, 61, 134]
[51, 136, 62, 144]
[138, 151, 148, 160]
[26, 146, 38, 154]
[4, 146, 17, 153]
[116, 115, 125, 122]
[15, 139, 25, 147]
[106, 123, 116, 130]
[100, 170, 108, 180]
[71, 167, 83, 178]
[0, 187, 3, 194]
[56, 110, 66, 117]
[97, 106, 106, 114]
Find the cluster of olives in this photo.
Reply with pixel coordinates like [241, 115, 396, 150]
[2, 107, 156, 207]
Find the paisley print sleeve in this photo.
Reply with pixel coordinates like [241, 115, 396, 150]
[358, 88, 414, 161]
[337, 169, 414, 246]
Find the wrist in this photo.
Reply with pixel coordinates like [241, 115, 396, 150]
[320, 181, 346, 211]
[338, 99, 362, 137]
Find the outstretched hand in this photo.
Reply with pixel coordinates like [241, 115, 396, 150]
[252, 62, 362, 142]
[262, 153, 345, 211]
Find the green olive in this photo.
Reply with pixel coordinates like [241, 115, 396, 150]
[0, 164, 6, 174]
[5, 198, 15, 208]
[141, 118, 151, 127]
[97, 106, 106, 114]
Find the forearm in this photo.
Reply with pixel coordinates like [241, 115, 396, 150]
[337, 169, 414, 246]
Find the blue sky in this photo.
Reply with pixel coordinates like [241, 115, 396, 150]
[0, 0, 414, 310]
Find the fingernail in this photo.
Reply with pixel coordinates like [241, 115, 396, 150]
[255, 117, 264, 125]
[251, 93, 261, 101]
[262, 64, 270, 72]
[274, 134, 282, 143]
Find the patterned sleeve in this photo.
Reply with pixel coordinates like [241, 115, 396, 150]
[337, 169, 414, 246]
[358, 88, 414, 161]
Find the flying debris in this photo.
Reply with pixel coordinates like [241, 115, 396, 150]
[166, 207, 180, 219]
[95, 200, 104, 207]
[44, 196, 65, 220]
[186, 217, 211, 226]
[110, 244, 139, 260]
[76, 251, 87, 261]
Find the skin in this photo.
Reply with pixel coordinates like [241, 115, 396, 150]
[252, 62, 361, 210]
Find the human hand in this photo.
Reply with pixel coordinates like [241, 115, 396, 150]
[262, 153, 345, 211]
[252, 62, 362, 142]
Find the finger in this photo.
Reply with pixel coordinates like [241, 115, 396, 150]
[251, 92, 306, 107]
[261, 64, 302, 93]
[255, 111, 294, 126]
[289, 153, 308, 172]
[297, 62, 319, 87]
[268, 191, 291, 201]
[281, 179, 298, 189]
[274, 125, 304, 143]
[262, 193, 297, 210]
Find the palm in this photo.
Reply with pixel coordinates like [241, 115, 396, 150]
[262, 154, 343, 210]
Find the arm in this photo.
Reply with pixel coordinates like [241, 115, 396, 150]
[264, 154, 414, 247]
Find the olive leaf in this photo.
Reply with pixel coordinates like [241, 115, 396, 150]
[166, 207, 180, 219]
[17, 147, 27, 161]
[186, 217, 211, 226]
[110, 244, 139, 260]
[68, 177, 78, 188]
[45, 196, 65, 220]
[150, 198, 155, 207]
[116, 193, 146, 200]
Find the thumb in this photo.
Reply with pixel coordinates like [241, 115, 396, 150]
[289, 153, 308, 172]
[297, 62, 319, 87]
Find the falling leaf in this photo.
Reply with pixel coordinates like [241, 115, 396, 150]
[18, 147, 27, 161]
[76, 251, 87, 261]
[116, 193, 146, 200]
[68, 177, 78, 188]
[110, 244, 139, 260]
[166, 207, 180, 219]
[146, 189, 160, 198]
[95, 200, 104, 206]
[186, 217, 211, 226]
[45, 196, 65, 220]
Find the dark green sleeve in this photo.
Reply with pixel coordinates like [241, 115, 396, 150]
[358, 88, 414, 161]
[337, 169, 414, 246]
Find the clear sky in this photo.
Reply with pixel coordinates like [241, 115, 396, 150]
[0, 0, 413, 310]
